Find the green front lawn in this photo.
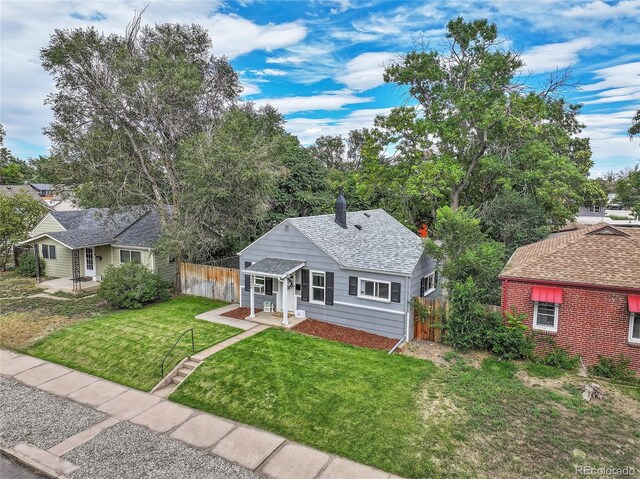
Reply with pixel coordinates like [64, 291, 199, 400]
[26, 296, 240, 391]
[171, 328, 640, 479]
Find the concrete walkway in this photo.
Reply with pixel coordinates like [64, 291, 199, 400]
[1, 350, 403, 479]
[195, 303, 259, 331]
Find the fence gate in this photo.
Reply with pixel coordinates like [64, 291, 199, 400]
[179, 262, 240, 303]
[413, 297, 449, 342]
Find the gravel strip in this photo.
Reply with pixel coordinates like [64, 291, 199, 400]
[0, 377, 108, 449]
[64, 421, 260, 479]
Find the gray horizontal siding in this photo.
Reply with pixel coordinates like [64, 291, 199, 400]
[240, 221, 410, 339]
[408, 252, 438, 340]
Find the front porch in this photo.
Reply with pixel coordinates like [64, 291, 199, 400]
[246, 310, 305, 329]
[39, 277, 101, 294]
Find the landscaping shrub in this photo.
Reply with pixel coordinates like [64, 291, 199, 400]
[14, 251, 44, 277]
[588, 354, 635, 381]
[532, 335, 579, 370]
[488, 309, 535, 360]
[98, 262, 170, 309]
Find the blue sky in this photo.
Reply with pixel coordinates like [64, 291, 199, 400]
[1, 0, 639, 176]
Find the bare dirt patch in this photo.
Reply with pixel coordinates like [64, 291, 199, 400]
[292, 318, 398, 350]
[0, 312, 76, 349]
[221, 306, 262, 320]
[402, 339, 490, 367]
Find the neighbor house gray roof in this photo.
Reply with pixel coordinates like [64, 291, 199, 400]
[0, 184, 48, 204]
[30, 183, 54, 192]
[244, 258, 306, 277]
[286, 209, 424, 275]
[27, 207, 166, 249]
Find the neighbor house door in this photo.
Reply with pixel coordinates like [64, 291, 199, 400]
[84, 247, 96, 277]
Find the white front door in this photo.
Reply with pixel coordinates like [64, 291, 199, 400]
[85, 247, 96, 277]
[287, 276, 296, 312]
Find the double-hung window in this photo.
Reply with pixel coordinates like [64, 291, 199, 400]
[41, 244, 56, 260]
[254, 276, 265, 295]
[311, 271, 325, 304]
[422, 273, 436, 296]
[630, 313, 640, 344]
[587, 205, 601, 213]
[358, 278, 391, 302]
[120, 250, 142, 264]
[533, 302, 559, 332]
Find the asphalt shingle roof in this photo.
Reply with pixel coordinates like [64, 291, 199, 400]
[0, 185, 47, 204]
[46, 230, 116, 249]
[500, 223, 640, 290]
[286, 209, 424, 275]
[244, 258, 306, 277]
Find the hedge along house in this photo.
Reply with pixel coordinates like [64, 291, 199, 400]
[500, 223, 640, 374]
[239, 191, 439, 341]
[21, 208, 176, 290]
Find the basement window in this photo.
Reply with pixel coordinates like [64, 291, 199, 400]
[630, 313, 640, 344]
[533, 302, 559, 332]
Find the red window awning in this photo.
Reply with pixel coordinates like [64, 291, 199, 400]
[531, 286, 563, 304]
[629, 295, 640, 313]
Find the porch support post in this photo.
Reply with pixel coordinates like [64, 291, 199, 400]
[282, 276, 289, 327]
[249, 274, 255, 318]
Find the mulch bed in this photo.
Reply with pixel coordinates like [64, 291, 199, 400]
[221, 307, 262, 320]
[292, 319, 398, 351]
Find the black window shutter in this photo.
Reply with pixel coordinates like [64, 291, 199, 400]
[391, 282, 401, 303]
[326, 272, 334, 305]
[419, 277, 425, 296]
[434, 271, 439, 286]
[348, 276, 358, 296]
[265, 278, 273, 296]
[301, 269, 309, 302]
[244, 261, 251, 292]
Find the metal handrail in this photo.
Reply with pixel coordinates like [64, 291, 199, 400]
[161, 328, 195, 377]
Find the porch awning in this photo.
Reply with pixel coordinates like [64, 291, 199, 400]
[243, 257, 305, 279]
[629, 295, 640, 313]
[531, 285, 563, 304]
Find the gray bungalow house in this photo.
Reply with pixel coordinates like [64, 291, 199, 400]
[239, 192, 438, 340]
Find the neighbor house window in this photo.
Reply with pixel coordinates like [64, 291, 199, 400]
[254, 276, 265, 295]
[422, 273, 436, 296]
[587, 205, 601, 213]
[630, 313, 640, 344]
[533, 302, 559, 332]
[311, 271, 325, 304]
[41, 244, 56, 260]
[120, 250, 142, 264]
[358, 278, 391, 302]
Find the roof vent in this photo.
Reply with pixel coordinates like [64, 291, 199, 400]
[354, 224, 362, 230]
[363, 212, 370, 218]
[335, 188, 347, 229]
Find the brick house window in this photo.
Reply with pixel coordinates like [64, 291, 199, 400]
[630, 313, 640, 344]
[533, 302, 559, 332]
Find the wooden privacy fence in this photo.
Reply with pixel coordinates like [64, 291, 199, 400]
[179, 262, 240, 303]
[413, 297, 501, 342]
[413, 297, 449, 342]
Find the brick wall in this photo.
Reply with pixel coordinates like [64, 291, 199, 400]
[502, 280, 640, 374]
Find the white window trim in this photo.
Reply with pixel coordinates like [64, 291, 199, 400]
[120, 249, 142, 264]
[42, 244, 57, 261]
[629, 313, 640, 344]
[357, 277, 391, 303]
[422, 272, 436, 297]
[533, 301, 559, 332]
[310, 270, 326, 305]
[254, 276, 265, 295]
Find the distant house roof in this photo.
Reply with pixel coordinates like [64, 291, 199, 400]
[25, 207, 166, 249]
[0, 184, 48, 204]
[30, 183, 54, 192]
[284, 209, 425, 275]
[500, 223, 640, 290]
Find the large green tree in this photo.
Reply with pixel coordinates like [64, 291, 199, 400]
[364, 18, 591, 229]
[0, 193, 48, 270]
[41, 13, 281, 260]
[0, 125, 34, 184]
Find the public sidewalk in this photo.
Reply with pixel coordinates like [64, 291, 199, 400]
[0, 349, 403, 479]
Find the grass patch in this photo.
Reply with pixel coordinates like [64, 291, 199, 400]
[521, 362, 566, 379]
[171, 329, 640, 479]
[171, 328, 436, 478]
[26, 296, 240, 391]
[0, 271, 45, 298]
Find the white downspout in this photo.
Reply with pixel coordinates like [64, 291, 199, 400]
[389, 275, 412, 355]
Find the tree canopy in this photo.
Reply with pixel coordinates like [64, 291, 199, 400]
[0, 193, 48, 270]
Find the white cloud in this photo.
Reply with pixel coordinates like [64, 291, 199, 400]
[285, 107, 392, 144]
[253, 90, 372, 114]
[251, 68, 288, 76]
[581, 61, 640, 105]
[563, 0, 640, 19]
[336, 52, 396, 91]
[265, 43, 339, 84]
[241, 81, 261, 96]
[521, 38, 594, 74]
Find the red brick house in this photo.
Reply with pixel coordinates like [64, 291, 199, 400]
[499, 223, 640, 374]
